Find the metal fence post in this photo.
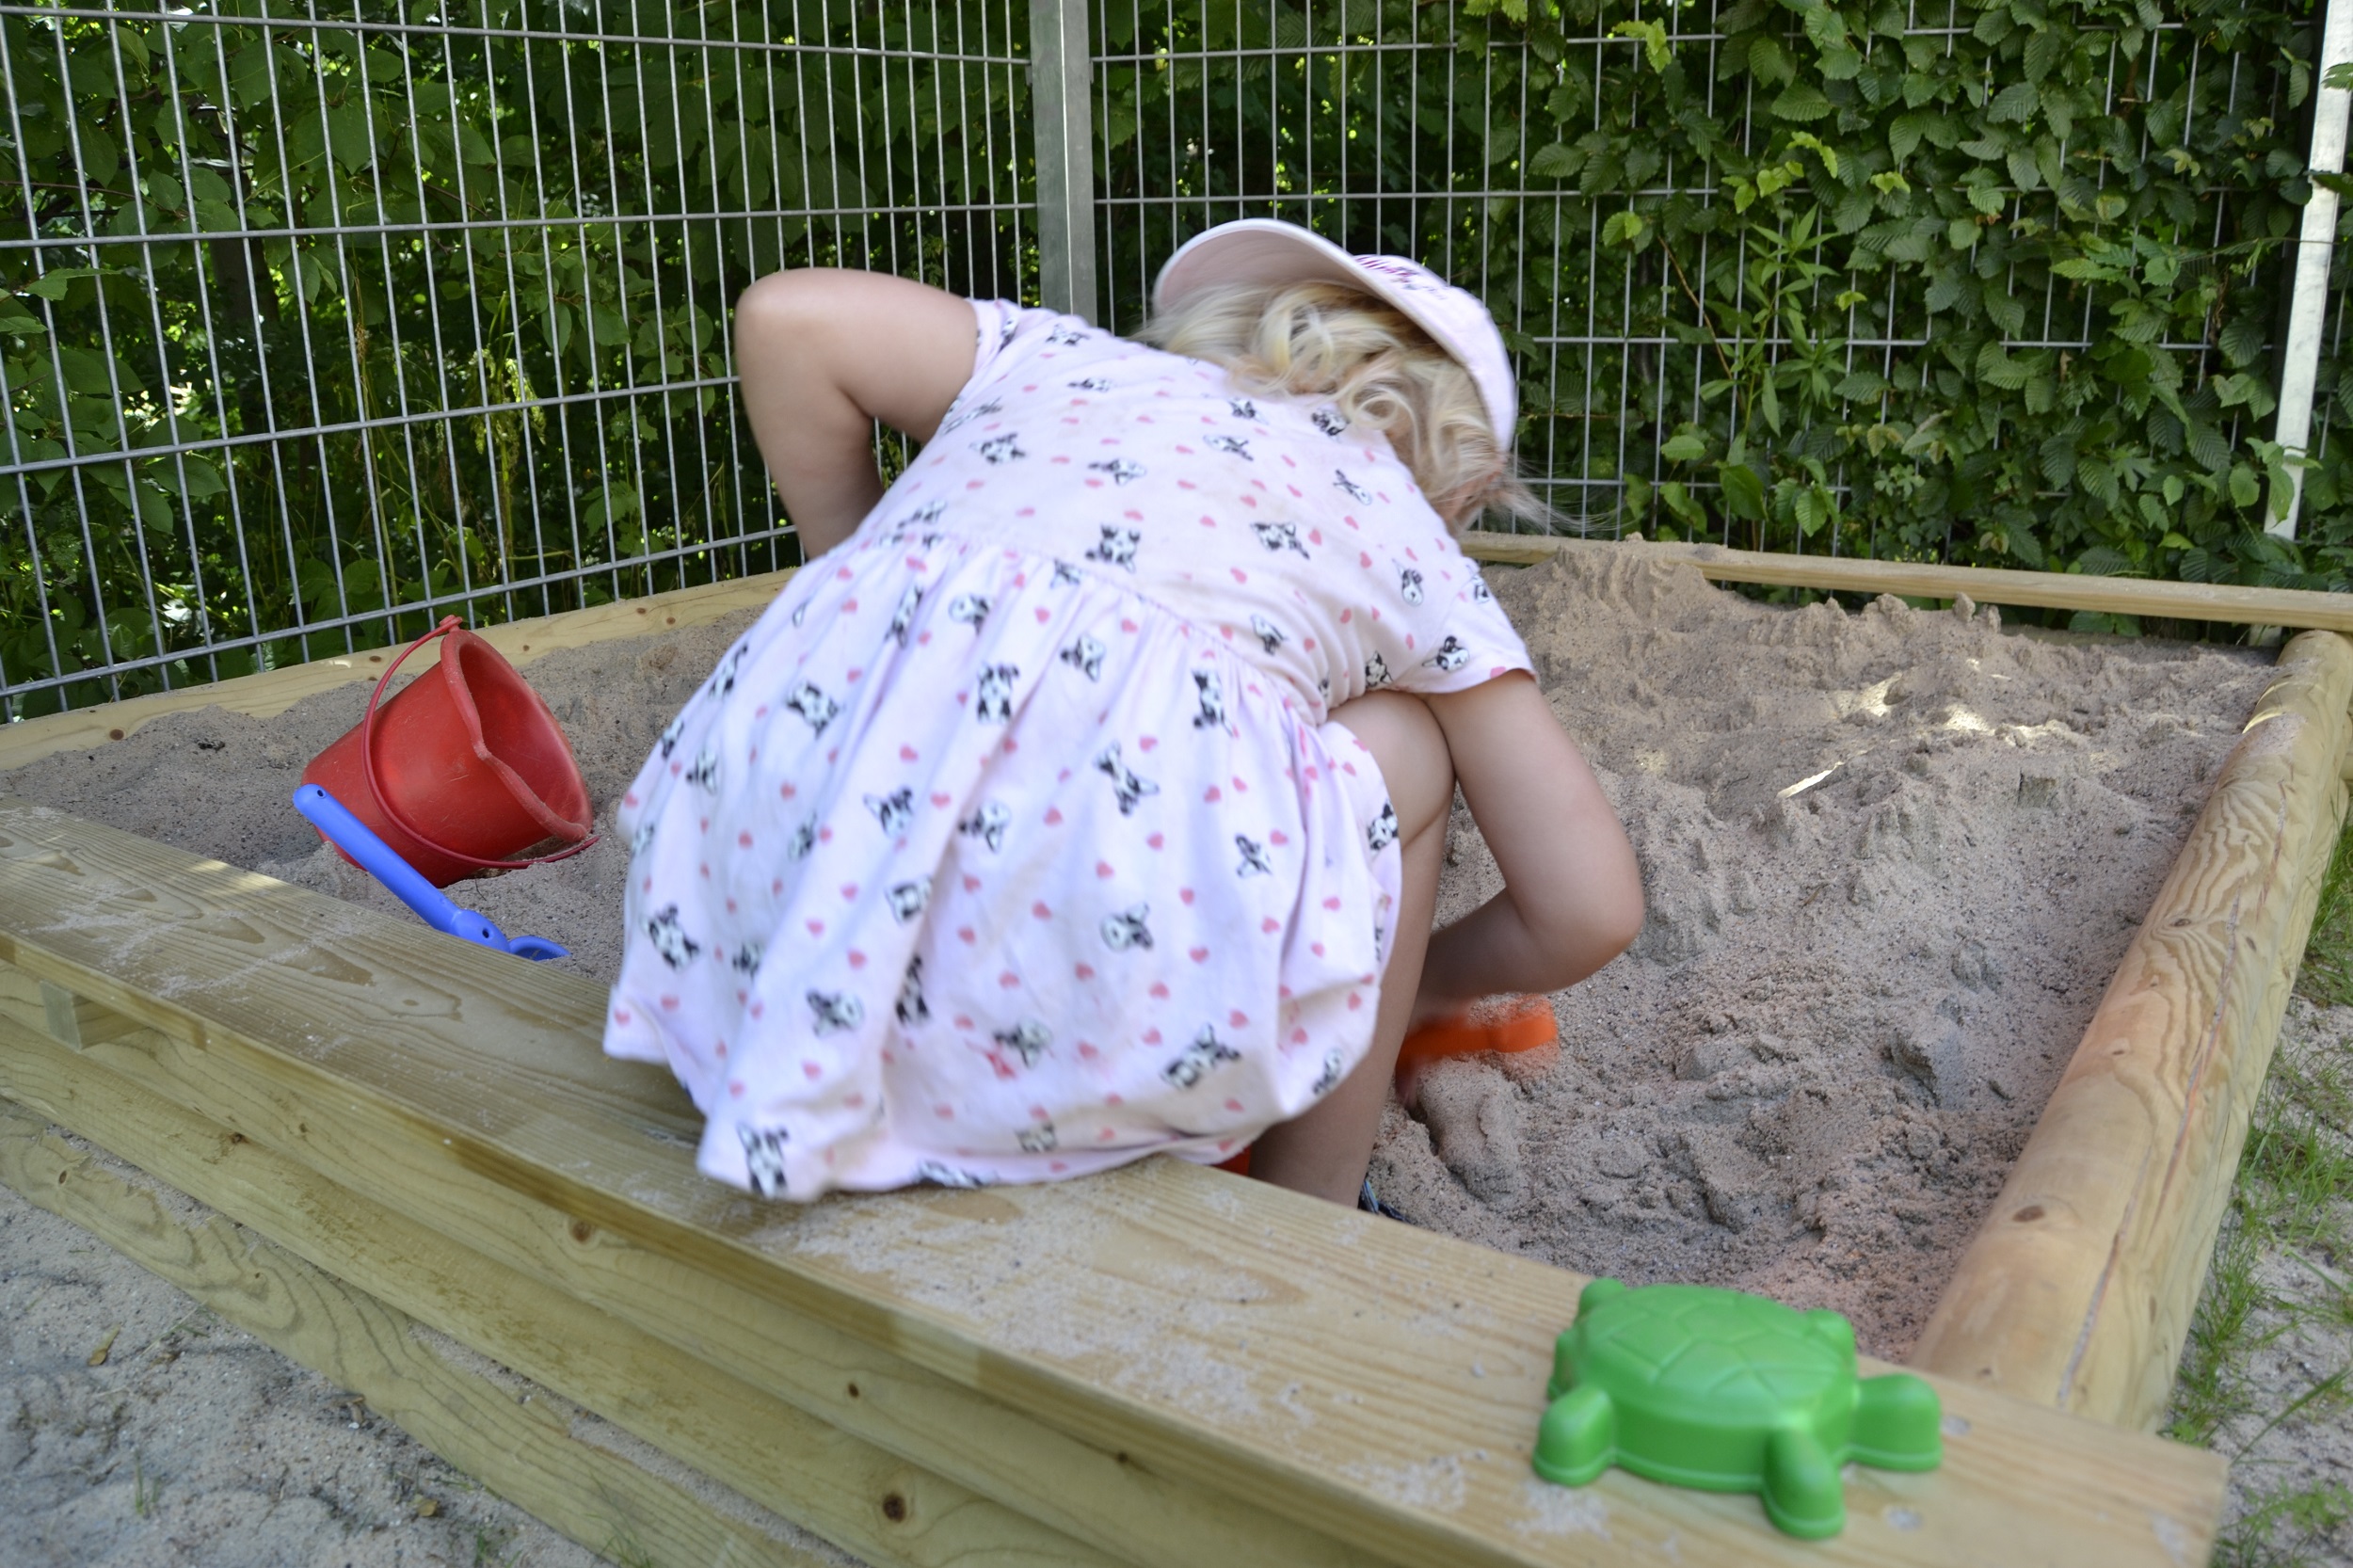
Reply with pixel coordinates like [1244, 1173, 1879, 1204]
[2269, 0, 2353, 538]
[1030, 0, 1098, 322]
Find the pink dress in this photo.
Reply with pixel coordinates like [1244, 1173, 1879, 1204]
[603, 300, 1534, 1199]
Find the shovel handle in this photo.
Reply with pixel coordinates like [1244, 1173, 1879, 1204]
[295, 784, 466, 936]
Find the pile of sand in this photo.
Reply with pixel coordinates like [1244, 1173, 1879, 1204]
[0, 552, 2273, 1355]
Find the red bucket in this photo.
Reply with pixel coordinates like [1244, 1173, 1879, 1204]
[302, 615, 596, 888]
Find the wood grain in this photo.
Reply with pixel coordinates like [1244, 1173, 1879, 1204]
[0, 1096, 842, 1568]
[0, 1004, 1119, 1568]
[1912, 630, 2353, 1427]
[0, 569, 793, 774]
[0, 802, 2227, 1568]
[1463, 531, 2353, 631]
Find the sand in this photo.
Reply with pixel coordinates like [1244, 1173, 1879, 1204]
[0, 1137, 603, 1567]
[0, 551, 2274, 1366]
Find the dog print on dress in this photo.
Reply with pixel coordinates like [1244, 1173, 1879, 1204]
[974, 662, 1020, 722]
[1095, 742, 1160, 815]
[646, 904, 700, 968]
[866, 787, 915, 837]
[1191, 669, 1226, 730]
[948, 593, 991, 632]
[657, 709, 689, 760]
[1068, 376, 1114, 392]
[1250, 520, 1311, 558]
[1364, 651, 1393, 689]
[888, 584, 922, 646]
[1227, 397, 1259, 421]
[1100, 904, 1154, 951]
[1235, 834, 1273, 877]
[807, 989, 864, 1034]
[1426, 634, 1471, 672]
[784, 681, 839, 734]
[1060, 634, 1107, 680]
[1017, 1123, 1058, 1154]
[1310, 1049, 1346, 1096]
[1206, 435, 1253, 461]
[1311, 404, 1349, 438]
[1334, 470, 1372, 503]
[1084, 524, 1140, 571]
[731, 940, 763, 978]
[937, 397, 1000, 436]
[886, 876, 932, 922]
[1399, 568, 1424, 605]
[973, 433, 1026, 464]
[739, 1125, 790, 1197]
[992, 1019, 1051, 1067]
[1163, 1025, 1241, 1088]
[684, 744, 722, 792]
[959, 800, 1012, 851]
[895, 955, 930, 1026]
[785, 816, 817, 860]
[712, 642, 750, 696]
[1249, 614, 1287, 653]
[1367, 800, 1400, 855]
[1087, 457, 1145, 485]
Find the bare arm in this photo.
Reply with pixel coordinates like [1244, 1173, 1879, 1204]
[732, 269, 982, 559]
[1416, 671, 1644, 1018]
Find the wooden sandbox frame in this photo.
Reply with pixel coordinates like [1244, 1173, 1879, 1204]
[0, 536, 2347, 1567]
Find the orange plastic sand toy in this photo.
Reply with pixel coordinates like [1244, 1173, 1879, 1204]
[1395, 994, 1559, 1078]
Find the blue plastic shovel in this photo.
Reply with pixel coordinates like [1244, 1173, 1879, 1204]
[294, 784, 569, 961]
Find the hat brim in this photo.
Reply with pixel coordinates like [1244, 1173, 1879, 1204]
[1152, 219, 1515, 445]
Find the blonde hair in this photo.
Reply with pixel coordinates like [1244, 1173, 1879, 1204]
[1135, 279, 1546, 532]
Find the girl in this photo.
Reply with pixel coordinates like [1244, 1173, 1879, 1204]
[604, 220, 1643, 1208]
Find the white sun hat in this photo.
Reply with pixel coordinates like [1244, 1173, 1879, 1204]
[1151, 217, 1519, 448]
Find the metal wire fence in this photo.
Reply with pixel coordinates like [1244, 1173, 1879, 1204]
[0, 0, 2335, 718]
[1086, 0, 2283, 552]
[0, 0, 1034, 718]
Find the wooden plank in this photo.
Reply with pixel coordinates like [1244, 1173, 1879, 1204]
[0, 568, 793, 774]
[0, 1096, 846, 1568]
[1463, 532, 2353, 631]
[1912, 630, 2353, 1426]
[0, 802, 2228, 1568]
[0, 1003, 1120, 1568]
[0, 956, 1400, 1568]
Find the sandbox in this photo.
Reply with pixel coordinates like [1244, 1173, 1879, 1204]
[0, 548, 2282, 1357]
[1, 536, 2345, 1565]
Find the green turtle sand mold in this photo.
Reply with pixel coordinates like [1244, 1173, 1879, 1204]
[1533, 1278, 1944, 1538]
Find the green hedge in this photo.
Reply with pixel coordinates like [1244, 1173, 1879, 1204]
[1094, 0, 2347, 628]
[2, 0, 2343, 715]
[0, 0, 1030, 712]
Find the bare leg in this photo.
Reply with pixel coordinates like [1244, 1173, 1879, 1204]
[1247, 691, 1454, 1206]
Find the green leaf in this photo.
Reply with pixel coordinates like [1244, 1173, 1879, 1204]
[1717, 462, 1767, 521]
[23, 268, 97, 301]
[56, 347, 117, 395]
[1660, 432, 1709, 462]
[1609, 20, 1673, 72]
[1987, 82, 2040, 124]
[1529, 141, 1584, 179]
[1600, 210, 1650, 249]
[1745, 36, 1793, 88]
[1770, 84, 1833, 122]
[1977, 343, 2030, 390]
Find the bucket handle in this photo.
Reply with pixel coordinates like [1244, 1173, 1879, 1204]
[360, 614, 600, 874]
